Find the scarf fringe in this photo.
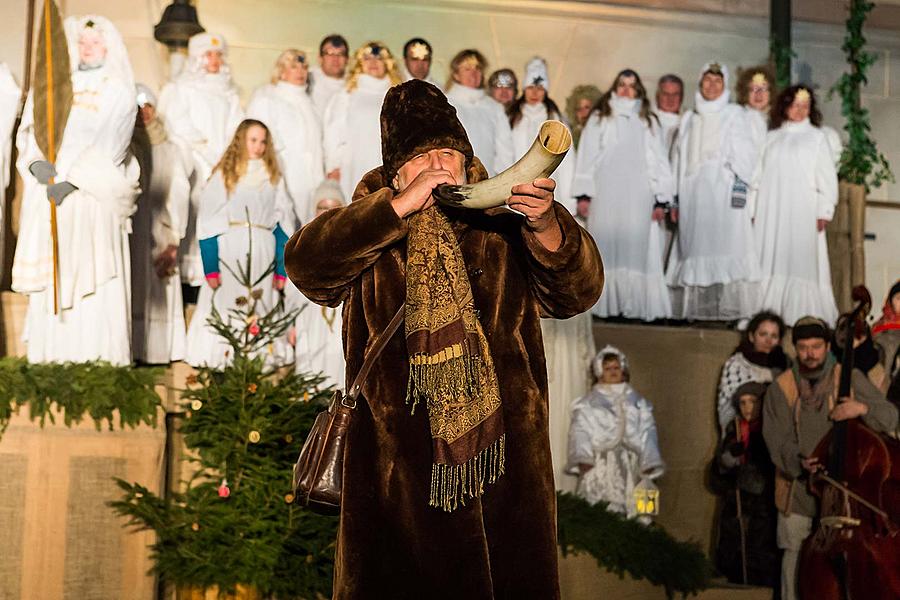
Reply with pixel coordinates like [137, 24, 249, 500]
[429, 434, 506, 512]
[406, 352, 482, 413]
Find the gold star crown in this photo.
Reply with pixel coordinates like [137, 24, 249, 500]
[460, 55, 482, 70]
[409, 42, 430, 60]
[706, 62, 723, 75]
[751, 72, 768, 86]
[211, 37, 221, 47]
[795, 88, 811, 102]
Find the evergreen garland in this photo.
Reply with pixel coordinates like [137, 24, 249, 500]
[557, 492, 711, 598]
[0, 357, 162, 437]
[111, 248, 339, 599]
[830, 0, 894, 189]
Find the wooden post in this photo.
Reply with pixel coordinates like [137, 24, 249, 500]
[827, 182, 852, 313]
[847, 182, 866, 290]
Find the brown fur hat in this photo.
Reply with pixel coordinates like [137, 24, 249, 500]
[380, 79, 474, 184]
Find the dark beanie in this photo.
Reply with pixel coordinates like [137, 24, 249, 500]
[731, 381, 767, 409]
[792, 316, 830, 344]
[380, 79, 474, 184]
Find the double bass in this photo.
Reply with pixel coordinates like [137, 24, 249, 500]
[799, 286, 900, 599]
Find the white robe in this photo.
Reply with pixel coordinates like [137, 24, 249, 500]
[656, 109, 681, 165]
[158, 72, 243, 286]
[247, 81, 324, 225]
[309, 65, 345, 121]
[323, 74, 392, 200]
[668, 92, 760, 320]
[130, 123, 191, 363]
[567, 382, 665, 517]
[0, 63, 19, 268]
[511, 102, 577, 213]
[13, 68, 139, 365]
[401, 66, 442, 91]
[184, 163, 293, 369]
[573, 97, 674, 320]
[292, 294, 345, 390]
[446, 84, 514, 176]
[749, 118, 839, 325]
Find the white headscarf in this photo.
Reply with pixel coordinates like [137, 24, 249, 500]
[524, 57, 549, 90]
[694, 60, 730, 114]
[135, 83, 157, 107]
[181, 32, 234, 88]
[64, 15, 134, 92]
[592, 345, 630, 380]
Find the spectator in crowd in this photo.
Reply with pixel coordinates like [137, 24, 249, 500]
[13, 15, 139, 365]
[568, 345, 665, 518]
[247, 49, 324, 225]
[654, 73, 684, 161]
[711, 381, 778, 588]
[446, 50, 514, 176]
[158, 32, 243, 304]
[574, 68, 674, 321]
[130, 84, 191, 365]
[873, 280, 900, 404]
[667, 61, 760, 323]
[566, 84, 603, 149]
[717, 310, 788, 434]
[323, 41, 402, 199]
[309, 34, 349, 119]
[184, 120, 293, 368]
[401, 37, 440, 88]
[508, 57, 575, 212]
[750, 86, 839, 325]
[762, 316, 898, 600]
[488, 67, 518, 109]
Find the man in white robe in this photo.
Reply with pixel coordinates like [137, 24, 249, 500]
[309, 34, 349, 120]
[247, 49, 324, 226]
[400, 37, 442, 90]
[130, 84, 191, 364]
[654, 73, 683, 164]
[445, 50, 514, 177]
[0, 63, 20, 269]
[668, 62, 760, 322]
[567, 346, 665, 518]
[13, 16, 139, 365]
[158, 32, 243, 301]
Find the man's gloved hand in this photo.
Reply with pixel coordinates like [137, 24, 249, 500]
[47, 181, 77, 206]
[29, 160, 57, 185]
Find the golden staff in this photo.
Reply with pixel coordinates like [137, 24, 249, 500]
[33, 0, 71, 314]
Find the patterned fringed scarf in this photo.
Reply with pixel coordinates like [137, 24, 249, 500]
[405, 205, 505, 512]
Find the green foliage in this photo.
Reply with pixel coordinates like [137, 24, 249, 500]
[557, 492, 712, 599]
[768, 37, 796, 90]
[111, 249, 339, 599]
[830, 0, 894, 189]
[0, 357, 162, 437]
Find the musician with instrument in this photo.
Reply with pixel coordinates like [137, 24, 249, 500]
[762, 316, 899, 600]
[286, 79, 603, 598]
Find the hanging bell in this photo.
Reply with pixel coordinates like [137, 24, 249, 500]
[154, 0, 205, 48]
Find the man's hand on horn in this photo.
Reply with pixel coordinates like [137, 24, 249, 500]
[391, 168, 457, 219]
[508, 178, 562, 251]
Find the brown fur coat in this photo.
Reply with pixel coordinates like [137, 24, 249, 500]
[285, 160, 604, 599]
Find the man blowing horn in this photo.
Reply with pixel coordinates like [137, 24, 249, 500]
[285, 79, 603, 598]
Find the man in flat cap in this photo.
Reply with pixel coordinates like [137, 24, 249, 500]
[286, 79, 603, 599]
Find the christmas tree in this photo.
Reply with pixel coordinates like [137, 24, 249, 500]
[112, 244, 338, 599]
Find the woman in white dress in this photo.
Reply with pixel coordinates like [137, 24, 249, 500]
[184, 120, 293, 369]
[247, 49, 324, 226]
[736, 66, 775, 164]
[323, 41, 402, 200]
[668, 62, 760, 322]
[567, 345, 665, 518]
[13, 15, 139, 365]
[445, 50, 514, 176]
[574, 68, 675, 321]
[158, 32, 244, 294]
[750, 86, 839, 325]
[130, 85, 191, 364]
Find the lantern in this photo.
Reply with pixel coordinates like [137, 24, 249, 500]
[633, 477, 659, 517]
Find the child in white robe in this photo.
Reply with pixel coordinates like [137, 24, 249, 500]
[184, 120, 293, 369]
[567, 345, 665, 518]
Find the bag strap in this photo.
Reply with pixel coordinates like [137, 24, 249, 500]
[345, 305, 405, 406]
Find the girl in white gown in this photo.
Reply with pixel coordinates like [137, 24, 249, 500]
[158, 32, 244, 290]
[568, 345, 665, 518]
[185, 120, 293, 368]
[247, 49, 324, 225]
[750, 86, 839, 325]
[13, 15, 139, 365]
[323, 41, 402, 200]
[574, 68, 675, 320]
[735, 66, 775, 169]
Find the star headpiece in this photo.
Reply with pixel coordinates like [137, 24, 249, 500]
[409, 42, 431, 60]
[751, 72, 768, 86]
[795, 87, 811, 103]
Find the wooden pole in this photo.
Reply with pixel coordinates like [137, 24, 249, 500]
[40, 0, 60, 314]
[847, 182, 866, 290]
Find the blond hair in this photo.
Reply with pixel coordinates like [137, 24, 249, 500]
[270, 48, 308, 84]
[345, 41, 402, 92]
[212, 119, 281, 195]
[446, 49, 488, 90]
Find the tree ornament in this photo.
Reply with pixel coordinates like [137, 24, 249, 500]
[218, 478, 231, 498]
[191, 522, 200, 531]
[284, 493, 295, 504]
[191, 399, 203, 410]
[248, 430, 261, 443]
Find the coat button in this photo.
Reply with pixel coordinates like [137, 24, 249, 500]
[474, 309, 482, 320]
[469, 268, 483, 278]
